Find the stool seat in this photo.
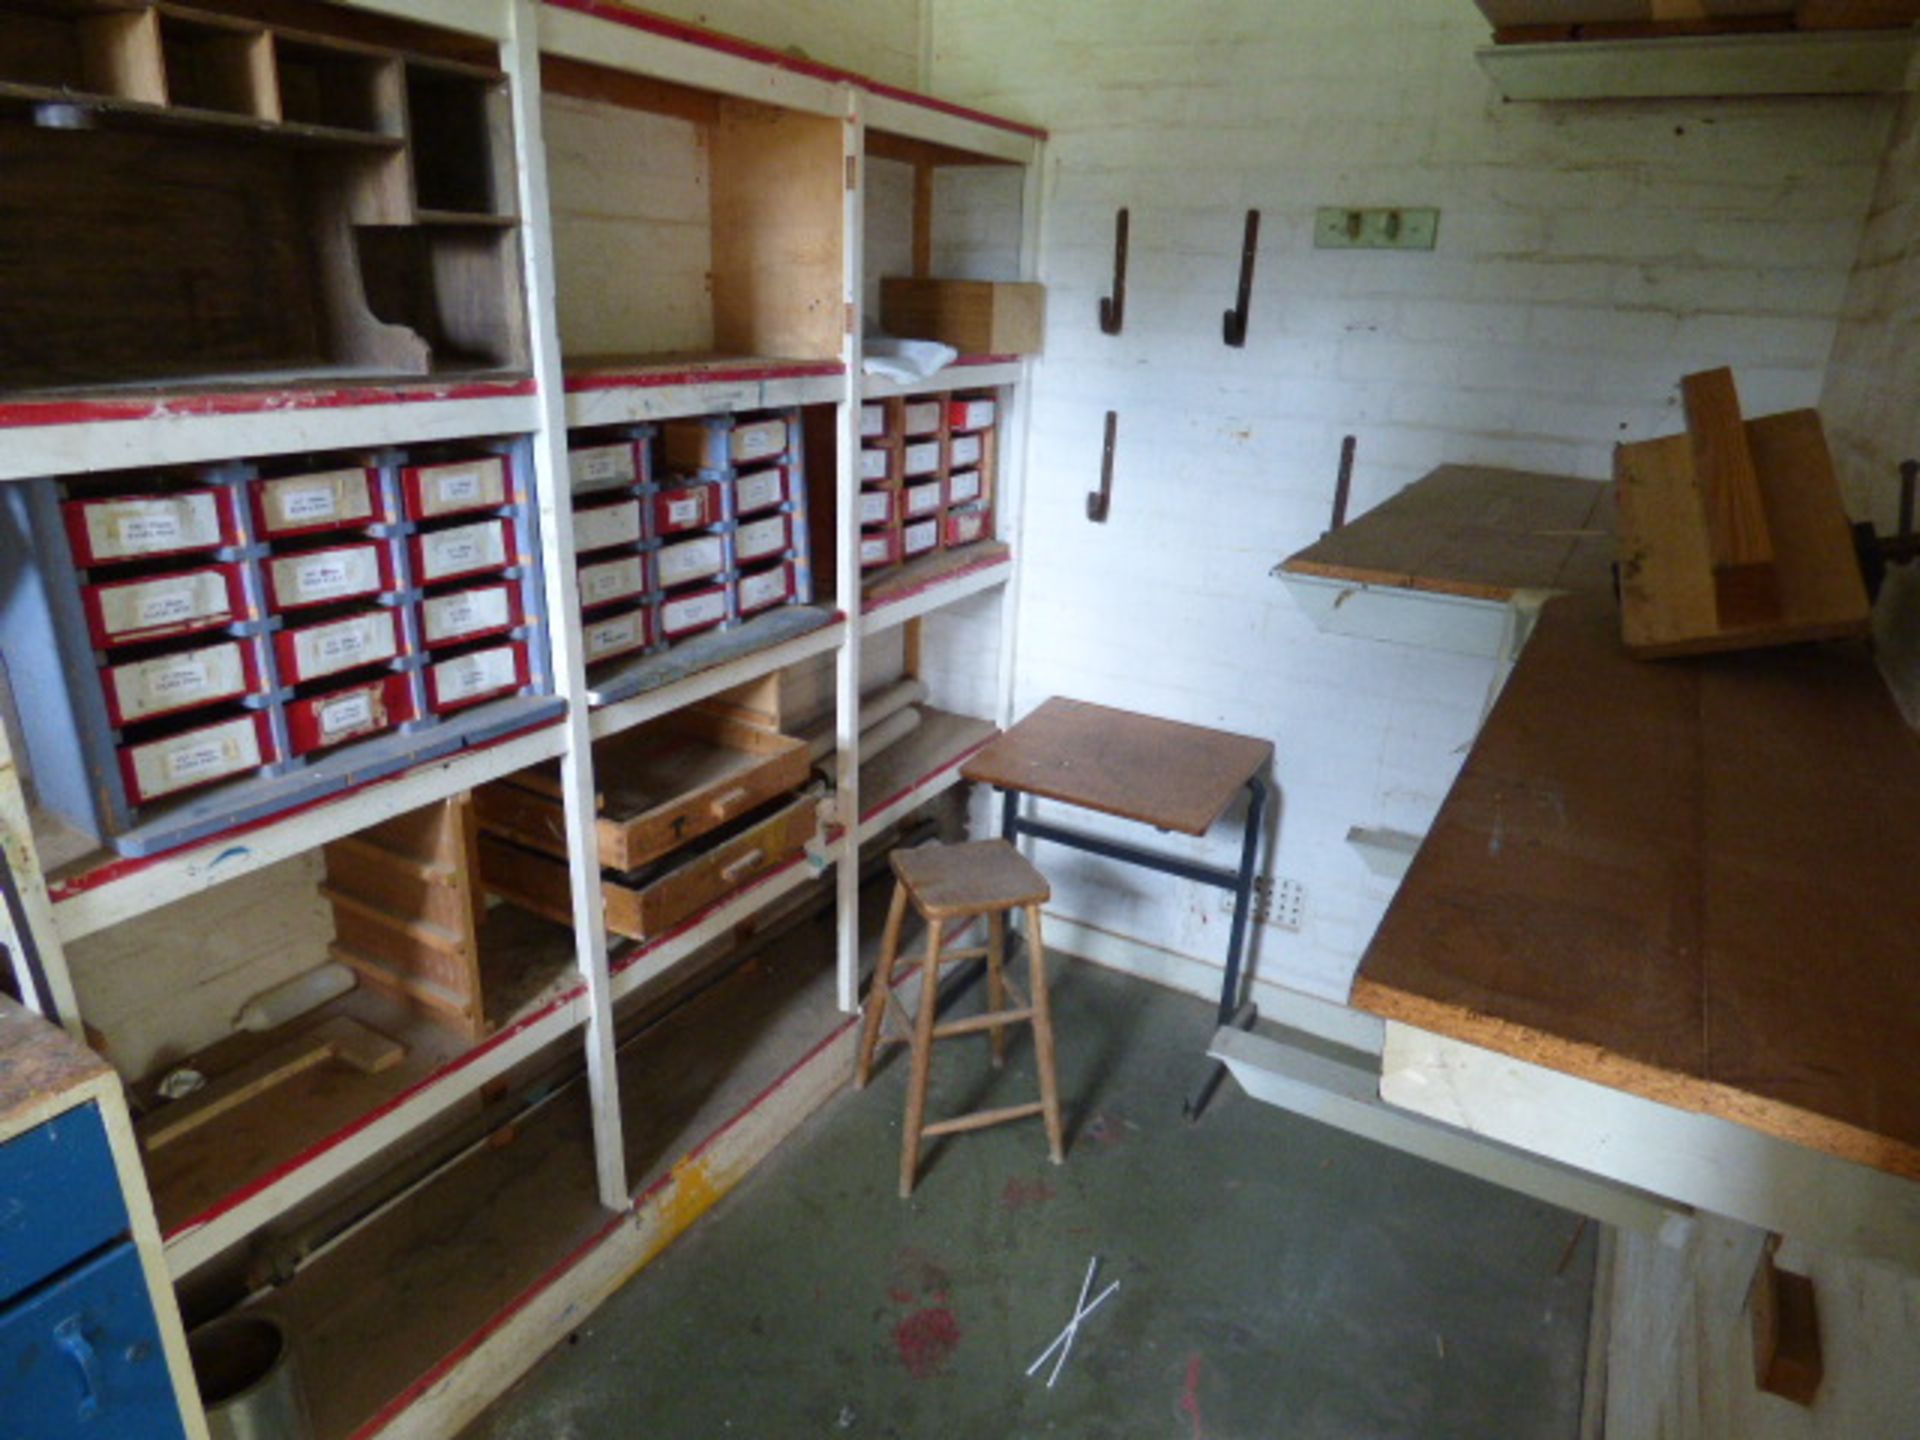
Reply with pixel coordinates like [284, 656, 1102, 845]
[890, 839, 1050, 920]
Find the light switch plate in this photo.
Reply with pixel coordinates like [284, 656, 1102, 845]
[1314, 206, 1439, 251]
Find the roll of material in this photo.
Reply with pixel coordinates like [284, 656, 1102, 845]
[190, 1314, 313, 1440]
[803, 678, 928, 762]
[858, 704, 922, 764]
[233, 962, 356, 1033]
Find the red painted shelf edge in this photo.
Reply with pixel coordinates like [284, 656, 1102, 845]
[0, 378, 537, 432]
[563, 360, 846, 393]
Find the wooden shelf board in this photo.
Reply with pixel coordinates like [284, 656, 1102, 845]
[1352, 587, 1920, 1180]
[0, 80, 408, 149]
[564, 352, 843, 392]
[1278, 464, 1615, 604]
[859, 355, 1023, 400]
[860, 542, 1012, 629]
[563, 353, 846, 427]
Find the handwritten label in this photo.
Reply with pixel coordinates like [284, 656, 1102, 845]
[581, 556, 645, 604]
[110, 645, 243, 723]
[734, 469, 784, 513]
[294, 613, 395, 679]
[570, 444, 636, 489]
[422, 522, 503, 581]
[860, 535, 893, 566]
[736, 516, 787, 561]
[586, 612, 645, 660]
[950, 434, 985, 468]
[319, 691, 376, 739]
[904, 519, 938, 555]
[657, 535, 723, 588]
[662, 590, 726, 635]
[905, 484, 940, 518]
[665, 495, 705, 528]
[166, 738, 230, 781]
[732, 419, 787, 462]
[131, 715, 260, 799]
[947, 470, 981, 505]
[434, 468, 483, 506]
[136, 586, 197, 628]
[738, 568, 788, 612]
[859, 492, 891, 525]
[860, 449, 890, 480]
[574, 502, 640, 553]
[281, 485, 338, 521]
[902, 442, 940, 477]
[277, 546, 377, 605]
[423, 587, 510, 643]
[85, 493, 222, 560]
[436, 647, 516, 702]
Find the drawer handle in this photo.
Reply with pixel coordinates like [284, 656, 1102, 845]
[720, 848, 767, 884]
[55, 1317, 102, 1420]
[709, 787, 750, 819]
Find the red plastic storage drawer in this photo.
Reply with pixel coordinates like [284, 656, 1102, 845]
[736, 562, 797, 616]
[859, 403, 888, 439]
[426, 642, 528, 712]
[652, 482, 720, 537]
[949, 433, 986, 469]
[859, 488, 897, 527]
[583, 606, 652, 665]
[733, 513, 791, 566]
[287, 674, 413, 755]
[860, 447, 895, 483]
[902, 400, 941, 436]
[420, 583, 523, 648]
[573, 499, 643, 554]
[82, 565, 244, 648]
[860, 530, 900, 570]
[252, 466, 380, 537]
[732, 464, 790, 517]
[903, 518, 939, 557]
[411, 518, 512, 586]
[263, 542, 391, 613]
[100, 641, 260, 728]
[658, 584, 729, 640]
[64, 487, 238, 566]
[401, 455, 510, 520]
[119, 711, 273, 804]
[904, 482, 941, 520]
[568, 440, 643, 492]
[949, 397, 996, 431]
[945, 506, 992, 548]
[656, 533, 726, 590]
[901, 441, 940, 478]
[274, 609, 401, 685]
[579, 553, 650, 610]
[945, 469, 983, 507]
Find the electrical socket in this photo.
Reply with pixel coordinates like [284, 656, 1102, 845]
[1219, 877, 1305, 932]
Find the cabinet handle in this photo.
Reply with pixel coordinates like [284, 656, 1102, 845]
[709, 787, 750, 818]
[55, 1317, 102, 1420]
[721, 848, 767, 884]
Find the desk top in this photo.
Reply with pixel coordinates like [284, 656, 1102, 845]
[1, 996, 110, 1142]
[1352, 588, 1920, 1180]
[962, 697, 1272, 837]
[1280, 464, 1615, 602]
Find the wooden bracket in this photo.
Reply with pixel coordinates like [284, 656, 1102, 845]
[1098, 208, 1128, 336]
[1223, 208, 1260, 348]
[1088, 410, 1117, 522]
[1749, 1236, 1822, 1407]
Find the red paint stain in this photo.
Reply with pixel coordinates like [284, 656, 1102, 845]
[1180, 1352, 1206, 1440]
[1001, 1176, 1057, 1211]
[893, 1306, 962, 1378]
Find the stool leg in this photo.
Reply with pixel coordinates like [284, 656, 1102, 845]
[1025, 904, 1066, 1165]
[986, 910, 1010, 1068]
[899, 917, 945, 1198]
[854, 881, 910, 1088]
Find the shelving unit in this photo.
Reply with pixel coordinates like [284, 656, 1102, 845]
[0, 1, 1045, 1435]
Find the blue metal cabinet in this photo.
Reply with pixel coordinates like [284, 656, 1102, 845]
[0, 1105, 128, 1309]
[0, 1241, 187, 1438]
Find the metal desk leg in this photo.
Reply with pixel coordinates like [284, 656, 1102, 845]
[1184, 774, 1267, 1121]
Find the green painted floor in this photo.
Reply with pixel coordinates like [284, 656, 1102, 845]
[464, 956, 1596, 1440]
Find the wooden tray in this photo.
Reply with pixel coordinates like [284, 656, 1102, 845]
[474, 711, 810, 872]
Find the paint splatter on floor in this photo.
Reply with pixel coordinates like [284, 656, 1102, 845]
[1180, 1352, 1207, 1440]
[893, 1306, 962, 1379]
[1001, 1176, 1056, 1211]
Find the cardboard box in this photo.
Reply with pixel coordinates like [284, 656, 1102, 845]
[880, 278, 1045, 356]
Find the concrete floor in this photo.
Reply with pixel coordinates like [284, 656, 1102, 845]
[465, 956, 1597, 1440]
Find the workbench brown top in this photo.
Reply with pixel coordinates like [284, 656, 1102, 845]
[0, 995, 109, 1138]
[963, 698, 1272, 837]
[1352, 587, 1920, 1179]
[1281, 463, 1615, 602]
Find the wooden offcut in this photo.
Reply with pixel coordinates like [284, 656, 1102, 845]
[1749, 1247, 1823, 1405]
[879, 277, 1045, 355]
[1680, 367, 1779, 624]
[1614, 401, 1868, 657]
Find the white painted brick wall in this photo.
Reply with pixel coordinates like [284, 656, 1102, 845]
[928, 0, 1893, 1004]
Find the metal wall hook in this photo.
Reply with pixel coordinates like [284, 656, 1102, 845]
[1098, 208, 1129, 336]
[1327, 435, 1357, 535]
[1223, 208, 1260, 348]
[1087, 411, 1117, 522]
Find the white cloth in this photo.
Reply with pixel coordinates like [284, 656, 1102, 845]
[862, 336, 959, 381]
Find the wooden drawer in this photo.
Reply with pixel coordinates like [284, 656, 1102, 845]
[480, 789, 819, 942]
[475, 712, 810, 872]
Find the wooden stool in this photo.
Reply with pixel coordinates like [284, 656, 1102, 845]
[854, 840, 1066, 1197]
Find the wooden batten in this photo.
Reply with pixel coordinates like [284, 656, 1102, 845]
[323, 796, 487, 1041]
[1680, 367, 1779, 626]
[1749, 1243, 1823, 1406]
[79, 10, 169, 105]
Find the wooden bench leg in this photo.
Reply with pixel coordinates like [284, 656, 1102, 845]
[986, 910, 1010, 1068]
[1026, 904, 1066, 1165]
[900, 917, 945, 1198]
[854, 881, 909, 1089]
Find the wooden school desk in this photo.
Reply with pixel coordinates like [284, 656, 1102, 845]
[962, 698, 1273, 1116]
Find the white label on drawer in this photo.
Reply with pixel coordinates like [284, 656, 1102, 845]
[860, 535, 893, 566]
[580, 555, 646, 605]
[99, 572, 229, 638]
[585, 610, 647, 661]
[904, 519, 938, 554]
[860, 448, 891, 481]
[860, 403, 886, 438]
[905, 483, 940, 518]
[950, 434, 985, 468]
[278, 483, 338, 522]
[903, 401, 941, 436]
[319, 690, 377, 739]
[293, 612, 396, 679]
[735, 515, 788, 562]
[570, 444, 637, 489]
[953, 399, 996, 430]
[732, 418, 787, 463]
[273, 546, 379, 606]
[261, 468, 368, 529]
[662, 589, 726, 634]
[416, 458, 505, 516]
[663, 493, 708, 528]
[902, 442, 940, 477]
[133, 716, 260, 798]
[422, 586, 512, 643]
[574, 502, 641, 553]
[734, 468, 784, 514]
[947, 469, 982, 505]
[88, 493, 222, 559]
[435, 647, 516, 702]
[738, 568, 789, 612]
[658, 535, 724, 588]
[420, 521, 506, 581]
[109, 643, 244, 722]
[859, 491, 892, 524]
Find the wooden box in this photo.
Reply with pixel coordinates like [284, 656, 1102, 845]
[879, 278, 1045, 356]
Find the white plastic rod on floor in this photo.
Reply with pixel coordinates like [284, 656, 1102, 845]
[1026, 1256, 1120, 1388]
